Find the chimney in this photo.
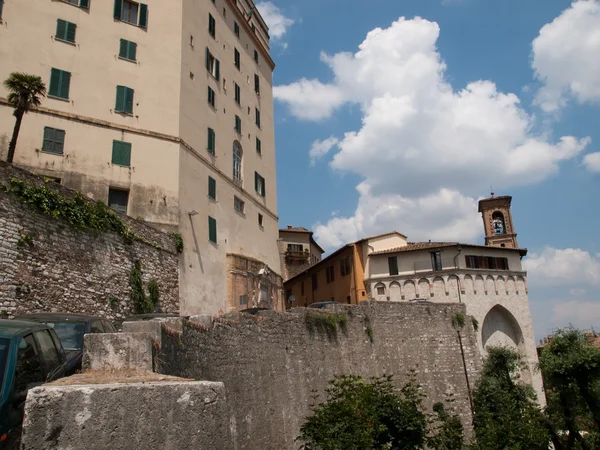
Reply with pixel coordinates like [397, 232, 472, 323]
[287, 225, 292, 229]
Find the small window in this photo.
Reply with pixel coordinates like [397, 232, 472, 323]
[208, 86, 216, 107]
[208, 13, 216, 38]
[208, 176, 216, 200]
[234, 48, 240, 70]
[35, 330, 60, 374]
[234, 21, 239, 37]
[208, 216, 217, 243]
[111, 140, 132, 167]
[61, 0, 89, 8]
[254, 172, 265, 197]
[207, 127, 216, 154]
[235, 115, 242, 133]
[254, 74, 260, 94]
[108, 188, 129, 214]
[253, 49, 259, 63]
[376, 286, 385, 295]
[56, 19, 77, 43]
[42, 127, 65, 155]
[119, 39, 137, 61]
[240, 295, 247, 305]
[258, 213, 263, 227]
[0, 0, 3, 21]
[205, 48, 220, 80]
[115, 0, 148, 28]
[326, 265, 335, 284]
[14, 334, 44, 393]
[115, 85, 134, 114]
[431, 251, 442, 271]
[388, 256, 399, 276]
[234, 196, 245, 214]
[256, 137, 261, 155]
[288, 244, 303, 252]
[234, 83, 241, 105]
[255, 108, 261, 127]
[48, 68, 71, 100]
[340, 256, 351, 276]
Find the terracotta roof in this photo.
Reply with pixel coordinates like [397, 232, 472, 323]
[370, 241, 527, 256]
[356, 230, 408, 242]
[279, 227, 310, 232]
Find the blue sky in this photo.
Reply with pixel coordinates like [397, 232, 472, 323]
[257, 0, 600, 340]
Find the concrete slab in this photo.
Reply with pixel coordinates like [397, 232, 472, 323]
[21, 381, 232, 450]
[82, 333, 153, 372]
[123, 320, 163, 347]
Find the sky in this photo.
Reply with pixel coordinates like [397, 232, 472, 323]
[256, 0, 600, 341]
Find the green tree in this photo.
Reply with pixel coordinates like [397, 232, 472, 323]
[539, 327, 600, 450]
[3, 72, 47, 164]
[426, 399, 465, 450]
[297, 374, 428, 450]
[471, 347, 550, 450]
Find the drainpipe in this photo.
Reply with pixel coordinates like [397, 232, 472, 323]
[454, 246, 462, 303]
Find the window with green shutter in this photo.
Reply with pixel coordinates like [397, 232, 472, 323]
[256, 137, 261, 155]
[234, 21, 239, 38]
[114, 0, 147, 28]
[119, 39, 137, 61]
[61, 0, 89, 8]
[254, 50, 259, 63]
[42, 127, 65, 155]
[208, 216, 217, 243]
[111, 140, 132, 167]
[56, 19, 77, 43]
[208, 13, 216, 38]
[108, 188, 129, 214]
[48, 68, 71, 100]
[207, 86, 215, 108]
[255, 108, 260, 127]
[234, 83, 240, 105]
[0, 0, 4, 21]
[208, 176, 216, 200]
[207, 128, 215, 154]
[234, 48, 240, 70]
[205, 48, 220, 80]
[234, 115, 241, 134]
[254, 74, 260, 94]
[255, 172, 265, 197]
[115, 85, 134, 114]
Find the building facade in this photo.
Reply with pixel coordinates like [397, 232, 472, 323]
[278, 226, 324, 282]
[0, 0, 281, 315]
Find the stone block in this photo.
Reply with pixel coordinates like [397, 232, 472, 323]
[152, 316, 183, 332]
[188, 314, 214, 327]
[21, 381, 232, 450]
[123, 320, 163, 347]
[82, 333, 153, 372]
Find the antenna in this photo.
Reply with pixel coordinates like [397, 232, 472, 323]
[490, 187, 494, 197]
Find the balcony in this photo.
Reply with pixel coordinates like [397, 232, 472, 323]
[285, 249, 309, 262]
[414, 259, 456, 273]
[233, 176, 243, 188]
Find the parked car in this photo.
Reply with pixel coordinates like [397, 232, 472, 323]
[0, 319, 68, 442]
[309, 301, 341, 309]
[14, 314, 115, 376]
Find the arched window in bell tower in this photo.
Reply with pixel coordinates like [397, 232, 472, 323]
[492, 211, 506, 235]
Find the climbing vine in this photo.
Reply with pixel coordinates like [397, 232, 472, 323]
[170, 232, 184, 253]
[129, 260, 160, 314]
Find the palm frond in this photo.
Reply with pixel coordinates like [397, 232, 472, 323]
[3, 72, 47, 112]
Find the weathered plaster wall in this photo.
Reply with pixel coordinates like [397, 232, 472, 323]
[0, 163, 179, 319]
[159, 302, 482, 450]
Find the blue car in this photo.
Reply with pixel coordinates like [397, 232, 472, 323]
[0, 320, 67, 443]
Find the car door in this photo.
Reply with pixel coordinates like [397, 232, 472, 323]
[34, 330, 65, 382]
[101, 320, 116, 333]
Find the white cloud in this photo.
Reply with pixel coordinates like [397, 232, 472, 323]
[310, 137, 339, 166]
[273, 16, 590, 249]
[570, 288, 587, 296]
[523, 247, 600, 286]
[532, 0, 600, 112]
[584, 152, 600, 173]
[553, 300, 600, 328]
[256, 2, 294, 45]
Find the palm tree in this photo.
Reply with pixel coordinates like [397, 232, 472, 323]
[3, 72, 46, 164]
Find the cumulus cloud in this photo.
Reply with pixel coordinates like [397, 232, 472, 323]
[309, 137, 339, 166]
[273, 16, 590, 249]
[523, 247, 600, 286]
[553, 301, 600, 328]
[532, 0, 600, 112]
[256, 2, 294, 45]
[584, 152, 600, 173]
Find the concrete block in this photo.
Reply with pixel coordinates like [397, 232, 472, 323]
[188, 314, 214, 328]
[82, 333, 153, 372]
[152, 316, 183, 332]
[21, 381, 232, 450]
[123, 320, 162, 347]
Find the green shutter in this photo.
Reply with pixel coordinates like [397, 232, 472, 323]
[54, 129, 65, 154]
[49, 69, 60, 97]
[128, 41, 137, 60]
[119, 39, 128, 58]
[215, 58, 220, 80]
[255, 172, 258, 193]
[138, 3, 148, 28]
[125, 87, 134, 113]
[256, 138, 261, 154]
[112, 140, 131, 166]
[56, 19, 67, 41]
[208, 176, 216, 200]
[66, 22, 77, 43]
[115, 86, 125, 111]
[208, 216, 217, 243]
[114, 0, 122, 19]
[42, 127, 55, 153]
[60, 71, 71, 99]
[0, 0, 4, 20]
[207, 128, 215, 154]
[79, 0, 89, 9]
[234, 49, 240, 68]
[205, 47, 210, 71]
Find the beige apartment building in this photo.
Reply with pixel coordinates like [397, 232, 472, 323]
[278, 226, 324, 281]
[0, 0, 282, 314]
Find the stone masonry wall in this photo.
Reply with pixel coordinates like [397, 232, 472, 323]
[0, 162, 179, 320]
[159, 302, 482, 450]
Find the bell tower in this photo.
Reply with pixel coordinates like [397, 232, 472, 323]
[478, 193, 519, 248]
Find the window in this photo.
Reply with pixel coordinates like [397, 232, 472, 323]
[61, 0, 90, 8]
[48, 68, 71, 100]
[254, 172, 265, 197]
[288, 244, 303, 252]
[207, 127, 215, 154]
[233, 141, 243, 184]
[108, 188, 129, 214]
[119, 39, 137, 61]
[114, 0, 148, 27]
[208, 86, 216, 107]
[208, 176, 216, 200]
[234, 196, 245, 214]
[258, 213, 263, 227]
[388, 256, 399, 276]
[234, 48, 240, 70]
[340, 256, 351, 276]
[234, 82, 241, 105]
[431, 251, 442, 271]
[111, 140, 131, 166]
[253, 49, 259, 63]
[256, 137, 262, 155]
[234, 115, 242, 133]
[254, 74, 260, 94]
[240, 295, 247, 305]
[208, 216, 217, 243]
[377, 286, 385, 295]
[311, 274, 318, 291]
[234, 21, 240, 37]
[255, 108, 261, 127]
[492, 211, 506, 235]
[115, 85, 134, 114]
[205, 48, 220, 80]
[42, 127, 65, 155]
[465, 255, 509, 270]
[14, 334, 44, 393]
[56, 19, 77, 43]
[208, 13, 216, 38]
[0, 0, 3, 21]
[35, 330, 60, 374]
[326, 265, 335, 284]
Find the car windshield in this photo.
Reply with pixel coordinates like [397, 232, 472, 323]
[45, 322, 86, 350]
[0, 337, 10, 393]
